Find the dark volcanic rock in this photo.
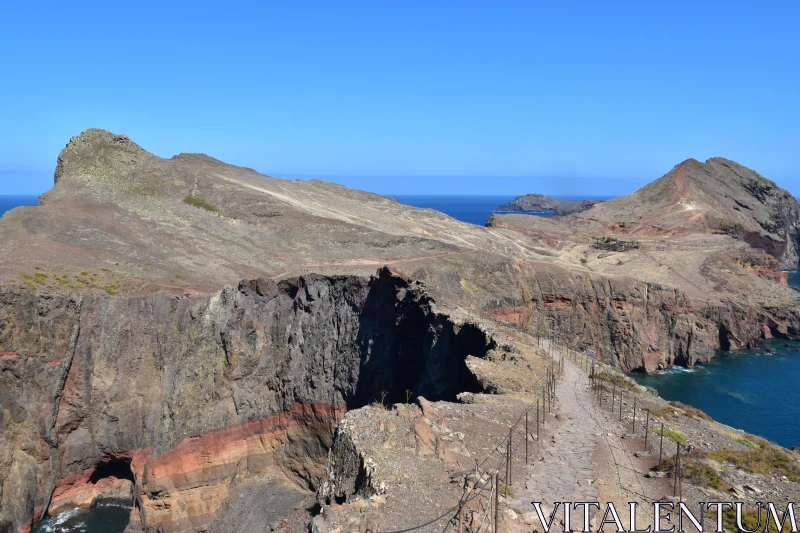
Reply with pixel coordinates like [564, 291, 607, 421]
[495, 193, 601, 216]
[0, 269, 492, 533]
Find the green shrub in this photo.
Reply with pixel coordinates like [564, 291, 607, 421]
[497, 484, 514, 498]
[651, 427, 687, 444]
[183, 194, 221, 214]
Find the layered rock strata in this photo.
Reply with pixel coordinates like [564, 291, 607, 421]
[0, 269, 492, 533]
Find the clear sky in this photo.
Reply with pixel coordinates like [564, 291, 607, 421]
[1, 1, 798, 196]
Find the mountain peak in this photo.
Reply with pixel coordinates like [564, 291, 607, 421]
[576, 157, 800, 268]
[53, 129, 152, 187]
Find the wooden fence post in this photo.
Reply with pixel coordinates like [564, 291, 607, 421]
[494, 472, 500, 533]
[632, 398, 637, 434]
[509, 428, 513, 487]
[644, 410, 650, 451]
[525, 412, 529, 465]
[678, 443, 683, 501]
[612, 382, 616, 413]
[659, 422, 664, 464]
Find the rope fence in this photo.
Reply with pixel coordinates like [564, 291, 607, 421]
[368, 347, 564, 533]
[368, 339, 717, 532]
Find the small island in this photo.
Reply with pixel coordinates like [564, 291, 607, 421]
[494, 192, 602, 216]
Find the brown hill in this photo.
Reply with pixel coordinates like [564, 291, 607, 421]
[576, 157, 800, 269]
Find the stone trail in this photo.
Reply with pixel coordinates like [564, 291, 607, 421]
[505, 352, 601, 530]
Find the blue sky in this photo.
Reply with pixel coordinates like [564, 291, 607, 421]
[1, 1, 798, 196]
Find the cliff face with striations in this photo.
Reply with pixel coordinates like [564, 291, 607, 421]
[0, 270, 492, 533]
[485, 263, 800, 372]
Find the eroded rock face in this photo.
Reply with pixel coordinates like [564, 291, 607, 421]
[486, 265, 800, 372]
[0, 269, 492, 533]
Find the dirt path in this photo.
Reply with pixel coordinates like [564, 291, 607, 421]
[506, 350, 599, 529]
[505, 345, 667, 530]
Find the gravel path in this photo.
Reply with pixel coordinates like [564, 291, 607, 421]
[507, 351, 600, 530]
[505, 346, 666, 531]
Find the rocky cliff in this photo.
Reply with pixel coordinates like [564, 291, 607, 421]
[486, 262, 800, 372]
[0, 269, 493, 533]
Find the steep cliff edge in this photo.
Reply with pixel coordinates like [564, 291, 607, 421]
[0, 269, 493, 532]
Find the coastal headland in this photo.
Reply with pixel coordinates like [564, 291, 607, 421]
[1, 130, 799, 532]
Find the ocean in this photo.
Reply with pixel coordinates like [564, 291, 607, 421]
[392, 194, 610, 226]
[0, 194, 38, 215]
[632, 274, 800, 449]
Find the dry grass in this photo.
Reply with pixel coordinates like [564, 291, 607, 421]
[707, 446, 800, 482]
[711, 506, 795, 533]
[656, 450, 727, 491]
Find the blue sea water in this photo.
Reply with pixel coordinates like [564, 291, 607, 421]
[633, 341, 800, 448]
[32, 505, 131, 533]
[392, 194, 611, 226]
[633, 273, 800, 449]
[0, 194, 38, 215]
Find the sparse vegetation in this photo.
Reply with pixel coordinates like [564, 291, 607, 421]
[183, 194, 221, 214]
[651, 426, 687, 444]
[371, 390, 389, 410]
[707, 446, 800, 482]
[737, 437, 761, 450]
[592, 236, 640, 252]
[497, 484, 514, 497]
[652, 400, 713, 421]
[656, 449, 726, 491]
[709, 506, 795, 533]
[595, 369, 636, 390]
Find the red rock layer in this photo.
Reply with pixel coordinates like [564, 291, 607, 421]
[140, 402, 341, 533]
